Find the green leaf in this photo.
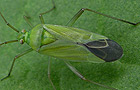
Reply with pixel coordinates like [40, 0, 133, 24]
[0, 0, 140, 90]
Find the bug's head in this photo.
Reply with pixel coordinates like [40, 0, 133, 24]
[17, 29, 27, 44]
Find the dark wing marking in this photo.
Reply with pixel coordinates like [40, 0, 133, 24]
[83, 39, 123, 62]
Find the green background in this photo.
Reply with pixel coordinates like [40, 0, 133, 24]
[0, 0, 140, 90]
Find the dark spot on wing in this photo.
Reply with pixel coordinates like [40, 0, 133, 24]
[83, 39, 123, 62]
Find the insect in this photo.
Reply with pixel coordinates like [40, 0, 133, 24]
[0, 0, 140, 90]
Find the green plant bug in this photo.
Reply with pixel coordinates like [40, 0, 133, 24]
[0, 0, 140, 90]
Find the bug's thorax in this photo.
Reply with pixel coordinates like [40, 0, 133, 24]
[20, 24, 57, 51]
[17, 25, 57, 51]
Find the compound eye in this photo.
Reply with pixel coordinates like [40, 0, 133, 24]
[21, 29, 26, 33]
[20, 39, 24, 44]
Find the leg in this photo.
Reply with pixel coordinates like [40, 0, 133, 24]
[39, 0, 56, 24]
[23, 15, 34, 28]
[0, 12, 19, 33]
[48, 57, 56, 90]
[66, 8, 140, 27]
[64, 61, 117, 90]
[1, 48, 33, 81]
[0, 40, 18, 46]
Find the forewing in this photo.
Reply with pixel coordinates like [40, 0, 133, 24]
[43, 24, 108, 43]
[42, 24, 123, 62]
[38, 39, 105, 63]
